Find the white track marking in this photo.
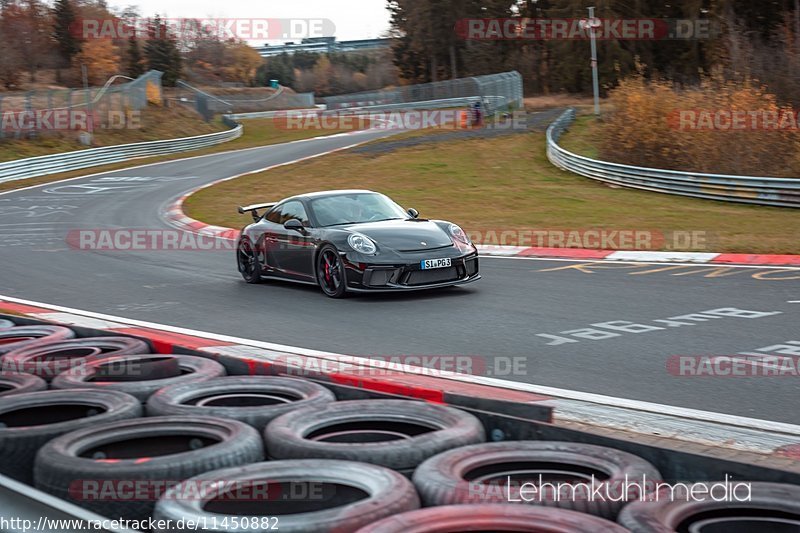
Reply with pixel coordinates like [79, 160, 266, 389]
[2, 293, 800, 442]
[606, 251, 720, 262]
[480, 255, 800, 270]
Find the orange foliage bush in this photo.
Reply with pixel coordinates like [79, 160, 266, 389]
[600, 68, 800, 177]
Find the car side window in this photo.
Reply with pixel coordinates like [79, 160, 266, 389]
[264, 205, 283, 224]
[278, 201, 310, 226]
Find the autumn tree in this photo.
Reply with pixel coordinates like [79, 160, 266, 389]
[75, 39, 119, 85]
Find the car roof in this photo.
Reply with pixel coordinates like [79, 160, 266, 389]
[286, 190, 380, 202]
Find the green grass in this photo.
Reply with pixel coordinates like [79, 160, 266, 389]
[185, 122, 800, 254]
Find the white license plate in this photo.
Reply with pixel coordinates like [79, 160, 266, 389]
[421, 258, 452, 270]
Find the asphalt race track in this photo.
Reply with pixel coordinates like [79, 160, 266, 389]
[1, 128, 798, 424]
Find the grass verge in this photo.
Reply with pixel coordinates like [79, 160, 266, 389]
[185, 121, 800, 254]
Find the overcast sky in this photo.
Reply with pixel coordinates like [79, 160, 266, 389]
[108, 0, 392, 42]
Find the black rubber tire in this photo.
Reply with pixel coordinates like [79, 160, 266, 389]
[1, 336, 150, 380]
[92, 354, 182, 381]
[618, 481, 800, 532]
[237, 237, 263, 284]
[265, 399, 485, 475]
[316, 244, 348, 298]
[34, 415, 265, 522]
[0, 319, 15, 329]
[356, 504, 631, 532]
[146, 376, 336, 430]
[0, 372, 47, 397]
[0, 325, 76, 356]
[412, 441, 662, 519]
[0, 389, 142, 483]
[51, 354, 227, 402]
[153, 459, 420, 533]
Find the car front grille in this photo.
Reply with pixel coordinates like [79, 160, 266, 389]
[405, 266, 460, 286]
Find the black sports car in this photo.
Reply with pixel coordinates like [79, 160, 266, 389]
[235, 190, 480, 297]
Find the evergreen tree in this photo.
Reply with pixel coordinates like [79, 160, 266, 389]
[144, 15, 182, 86]
[52, 0, 81, 68]
[125, 35, 145, 78]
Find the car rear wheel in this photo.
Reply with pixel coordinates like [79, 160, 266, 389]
[237, 238, 262, 284]
[317, 245, 347, 298]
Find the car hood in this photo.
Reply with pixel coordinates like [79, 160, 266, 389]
[347, 220, 453, 252]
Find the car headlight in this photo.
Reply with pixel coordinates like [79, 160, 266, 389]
[348, 232, 377, 255]
[449, 224, 471, 244]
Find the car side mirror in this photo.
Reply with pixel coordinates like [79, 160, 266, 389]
[407, 208, 419, 219]
[284, 219, 307, 234]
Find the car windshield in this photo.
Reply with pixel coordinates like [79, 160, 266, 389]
[309, 193, 409, 227]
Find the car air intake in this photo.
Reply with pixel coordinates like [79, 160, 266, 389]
[405, 267, 459, 286]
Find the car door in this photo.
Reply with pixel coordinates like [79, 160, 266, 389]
[271, 200, 315, 280]
[256, 204, 284, 272]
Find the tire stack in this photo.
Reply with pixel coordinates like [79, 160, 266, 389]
[1, 316, 800, 532]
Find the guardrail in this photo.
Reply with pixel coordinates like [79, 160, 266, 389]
[0, 124, 243, 185]
[547, 108, 800, 208]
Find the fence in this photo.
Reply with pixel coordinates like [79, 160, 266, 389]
[323, 71, 524, 115]
[175, 81, 315, 120]
[547, 108, 800, 209]
[0, 71, 163, 139]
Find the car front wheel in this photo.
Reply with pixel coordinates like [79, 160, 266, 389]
[317, 245, 348, 298]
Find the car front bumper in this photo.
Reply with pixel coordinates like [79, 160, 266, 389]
[344, 253, 480, 292]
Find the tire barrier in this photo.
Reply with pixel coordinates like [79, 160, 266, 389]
[264, 399, 486, 475]
[0, 389, 142, 483]
[0, 371, 47, 397]
[51, 354, 227, 402]
[153, 459, 421, 533]
[146, 376, 336, 430]
[0, 325, 75, 356]
[34, 415, 265, 522]
[1, 336, 150, 380]
[412, 441, 662, 519]
[356, 504, 631, 533]
[618, 481, 800, 532]
[0, 319, 15, 329]
[1, 315, 799, 531]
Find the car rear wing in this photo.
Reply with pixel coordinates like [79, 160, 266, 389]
[237, 202, 277, 221]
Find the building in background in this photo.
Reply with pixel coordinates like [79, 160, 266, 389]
[256, 37, 391, 58]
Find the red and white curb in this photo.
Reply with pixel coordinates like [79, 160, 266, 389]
[474, 246, 800, 266]
[2, 294, 800, 458]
